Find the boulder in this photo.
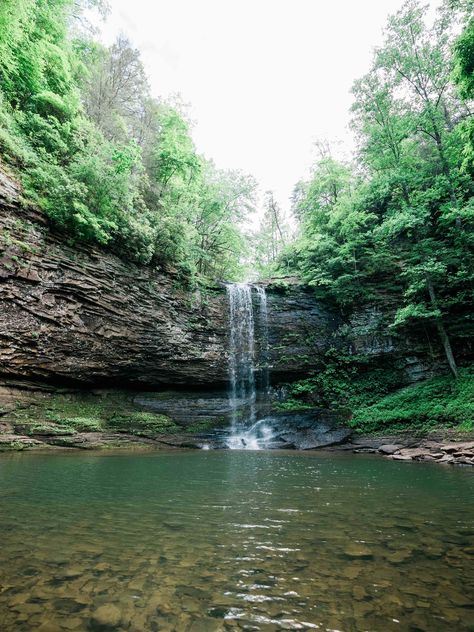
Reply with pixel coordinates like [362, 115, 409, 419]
[378, 444, 402, 455]
[256, 410, 352, 450]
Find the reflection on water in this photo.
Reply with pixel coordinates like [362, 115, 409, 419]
[0, 451, 473, 631]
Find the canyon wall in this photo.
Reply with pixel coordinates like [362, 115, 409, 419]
[0, 166, 334, 388]
[0, 164, 465, 392]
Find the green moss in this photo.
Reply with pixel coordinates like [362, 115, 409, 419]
[274, 401, 314, 412]
[26, 423, 76, 436]
[44, 400, 108, 424]
[62, 417, 103, 432]
[9, 393, 183, 437]
[7, 392, 227, 441]
[184, 417, 228, 434]
[107, 412, 181, 435]
[0, 440, 30, 452]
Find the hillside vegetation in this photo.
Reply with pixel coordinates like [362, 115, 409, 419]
[0, 0, 254, 282]
[269, 2, 474, 429]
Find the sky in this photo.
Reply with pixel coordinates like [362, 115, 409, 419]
[94, 0, 442, 218]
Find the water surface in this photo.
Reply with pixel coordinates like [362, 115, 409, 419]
[0, 451, 473, 631]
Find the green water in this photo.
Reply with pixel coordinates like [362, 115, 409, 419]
[0, 451, 473, 631]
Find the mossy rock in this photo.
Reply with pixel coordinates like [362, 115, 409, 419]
[61, 417, 103, 432]
[16, 422, 76, 436]
[184, 417, 228, 434]
[107, 412, 182, 435]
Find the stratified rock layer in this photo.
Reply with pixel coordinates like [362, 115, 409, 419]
[0, 166, 335, 387]
[0, 164, 467, 389]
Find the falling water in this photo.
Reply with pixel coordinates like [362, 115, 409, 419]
[226, 283, 273, 449]
[256, 286, 270, 396]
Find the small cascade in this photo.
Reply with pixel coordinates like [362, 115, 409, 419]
[226, 283, 275, 449]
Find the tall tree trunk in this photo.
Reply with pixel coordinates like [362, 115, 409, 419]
[425, 274, 458, 378]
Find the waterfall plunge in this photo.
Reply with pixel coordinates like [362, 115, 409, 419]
[226, 283, 273, 449]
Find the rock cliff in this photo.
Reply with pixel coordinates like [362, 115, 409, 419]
[0, 164, 465, 392]
[0, 166, 334, 388]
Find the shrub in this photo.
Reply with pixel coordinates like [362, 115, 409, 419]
[350, 367, 474, 433]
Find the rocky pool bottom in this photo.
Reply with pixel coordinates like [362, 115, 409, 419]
[0, 450, 473, 632]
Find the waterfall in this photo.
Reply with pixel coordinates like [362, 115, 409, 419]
[256, 286, 269, 396]
[226, 283, 273, 449]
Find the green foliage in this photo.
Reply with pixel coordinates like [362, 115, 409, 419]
[274, 400, 313, 412]
[183, 417, 228, 433]
[26, 422, 76, 436]
[252, 191, 292, 277]
[281, 349, 473, 434]
[350, 367, 474, 433]
[282, 349, 405, 410]
[62, 416, 103, 431]
[279, 1, 473, 376]
[453, 18, 474, 99]
[453, 18, 474, 174]
[0, 0, 252, 281]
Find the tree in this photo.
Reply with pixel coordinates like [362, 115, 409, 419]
[281, 1, 473, 376]
[0, 0, 256, 281]
[77, 34, 149, 141]
[193, 165, 257, 280]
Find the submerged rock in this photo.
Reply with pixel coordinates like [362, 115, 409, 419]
[343, 543, 373, 559]
[92, 603, 122, 627]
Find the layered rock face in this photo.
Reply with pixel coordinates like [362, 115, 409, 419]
[0, 167, 335, 388]
[0, 172, 227, 387]
[0, 165, 465, 391]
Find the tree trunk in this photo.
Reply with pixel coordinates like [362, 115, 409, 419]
[425, 274, 458, 378]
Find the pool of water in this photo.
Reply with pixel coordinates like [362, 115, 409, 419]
[0, 451, 473, 631]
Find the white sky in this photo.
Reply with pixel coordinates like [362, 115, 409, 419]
[94, 0, 441, 218]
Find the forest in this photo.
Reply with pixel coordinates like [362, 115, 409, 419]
[277, 0, 474, 381]
[1, 3, 474, 631]
[0, 0, 473, 410]
[263, 0, 474, 428]
[0, 0, 257, 282]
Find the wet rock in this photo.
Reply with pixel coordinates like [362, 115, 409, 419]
[187, 619, 228, 632]
[0, 163, 462, 395]
[92, 603, 122, 627]
[448, 591, 473, 607]
[53, 597, 87, 614]
[261, 410, 352, 450]
[352, 585, 368, 601]
[438, 455, 455, 464]
[37, 623, 63, 632]
[378, 444, 402, 455]
[397, 448, 429, 459]
[440, 442, 474, 454]
[341, 566, 362, 580]
[0, 176, 340, 390]
[175, 585, 209, 599]
[343, 544, 373, 559]
[384, 549, 413, 564]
